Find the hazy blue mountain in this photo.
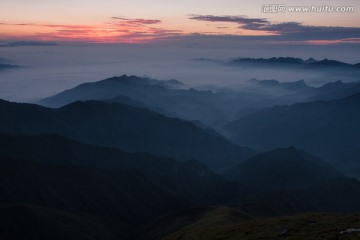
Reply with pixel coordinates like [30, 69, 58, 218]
[305, 80, 360, 101]
[224, 147, 342, 191]
[244, 79, 360, 102]
[224, 92, 360, 176]
[38, 75, 360, 129]
[223, 78, 360, 121]
[39, 75, 228, 127]
[0, 100, 253, 171]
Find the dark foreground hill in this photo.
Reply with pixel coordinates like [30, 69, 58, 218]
[0, 155, 248, 239]
[0, 203, 124, 240]
[0, 133, 248, 239]
[0, 156, 190, 238]
[2, 134, 360, 239]
[0, 99, 253, 171]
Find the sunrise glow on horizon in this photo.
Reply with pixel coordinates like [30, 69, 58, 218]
[1, 0, 360, 44]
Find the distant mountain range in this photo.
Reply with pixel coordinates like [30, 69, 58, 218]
[0, 41, 58, 47]
[0, 63, 20, 70]
[230, 57, 360, 69]
[39, 75, 360, 129]
[0, 57, 21, 69]
[40, 75, 229, 128]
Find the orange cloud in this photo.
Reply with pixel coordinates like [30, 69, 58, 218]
[0, 17, 181, 43]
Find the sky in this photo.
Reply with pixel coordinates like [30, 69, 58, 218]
[1, 0, 360, 44]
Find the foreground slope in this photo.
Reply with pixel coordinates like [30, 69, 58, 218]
[156, 210, 360, 240]
[0, 203, 124, 240]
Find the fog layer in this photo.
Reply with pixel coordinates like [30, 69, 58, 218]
[0, 42, 359, 102]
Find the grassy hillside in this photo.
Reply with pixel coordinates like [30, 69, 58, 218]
[158, 208, 360, 240]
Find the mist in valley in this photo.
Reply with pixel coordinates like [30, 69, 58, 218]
[0, 42, 359, 103]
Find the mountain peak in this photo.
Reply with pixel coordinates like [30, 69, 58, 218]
[304, 57, 317, 63]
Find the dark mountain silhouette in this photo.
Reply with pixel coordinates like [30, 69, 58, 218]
[0, 133, 249, 205]
[39, 75, 228, 127]
[304, 57, 317, 63]
[0, 63, 20, 70]
[251, 177, 360, 214]
[309, 59, 350, 67]
[0, 41, 58, 47]
[230, 57, 358, 69]
[0, 133, 216, 179]
[224, 147, 341, 191]
[299, 177, 360, 212]
[0, 100, 253, 171]
[0, 156, 191, 238]
[249, 79, 311, 92]
[0, 57, 21, 69]
[232, 57, 304, 65]
[224, 92, 360, 176]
